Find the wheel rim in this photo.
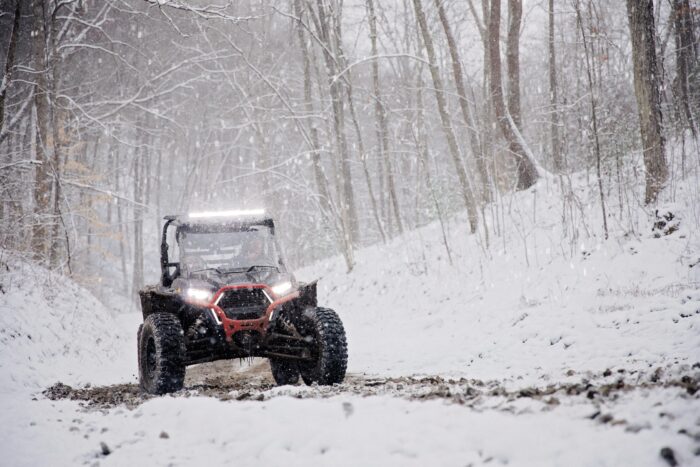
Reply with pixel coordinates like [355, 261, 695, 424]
[145, 337, 157, 379]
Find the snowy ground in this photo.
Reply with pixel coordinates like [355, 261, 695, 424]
[1, 174, 699, 466]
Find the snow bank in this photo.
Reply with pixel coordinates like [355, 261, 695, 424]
[301, 174, 700, 383]
[0, 253, 134, 393]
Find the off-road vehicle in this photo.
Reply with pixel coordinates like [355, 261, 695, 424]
[137, 209, 348, 394]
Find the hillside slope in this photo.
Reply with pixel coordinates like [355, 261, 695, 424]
[0, 253, 134, 392]
[302, 173, 700, 383]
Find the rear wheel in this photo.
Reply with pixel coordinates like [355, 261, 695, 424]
[269, 358, 300, 385]
[297, 307, 347, 386]
[138, 313, 186, 394]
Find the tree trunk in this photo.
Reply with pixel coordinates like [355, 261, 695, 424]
[343, 68, 388, 240]
[256, 123, 274, 213]
[367, 0, 402, 236]
[131, 146, 144, 301]
[0, 128, 14, 242]
[506, 0, 522, 130]
[155, 147, 162, 230]
[293, 0, 354, 270]
[672, 0, 698, 135]
[414, 66, 453, 264]
[478, 0, 497, 192]
[114, 142, 129, 294]
[575, 0, 608, 240]
[314, 0, 360, 248]
[49, 36, 65, 268]
[487, 0, 539, 190]
[434, 0, 492, 203]
[0, 0, 21, 135]
[548, 0, 563, 172]
[0, 0, 22, 241]
[412, 0, 479, 234]
[626, 0, 668, 204]
[48, 119, 63, 268]
[31, 0, 54, 261]
[331, 4, 364, 243]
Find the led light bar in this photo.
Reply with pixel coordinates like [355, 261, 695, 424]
[188, 209, 265, 219]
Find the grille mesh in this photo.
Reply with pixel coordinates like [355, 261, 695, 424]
[218, 288, 268, 320]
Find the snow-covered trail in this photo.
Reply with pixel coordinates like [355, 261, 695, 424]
[4, 316, 699, 467]
[3, 301, 697, 467]
[6, 351, 700, 467]
[1, 303, 697, 467]
[5, 376, 699, 467]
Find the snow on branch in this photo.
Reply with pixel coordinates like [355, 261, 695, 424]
[63, 180, 151, 209]
[330, 54, 431, 86]
[0, 160, 42, 171]
[142, 0, 266, 22]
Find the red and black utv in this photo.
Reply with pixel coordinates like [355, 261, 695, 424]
[137, 210, 348, 394]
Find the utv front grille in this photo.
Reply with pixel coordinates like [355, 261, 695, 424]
[218, 288, 269, 308]
[222, 306, 267, 320]
[218, 288, 269, 320]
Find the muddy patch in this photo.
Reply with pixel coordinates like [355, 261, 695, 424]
[43, 382, 147, 409]
[43, 360, 699, 411]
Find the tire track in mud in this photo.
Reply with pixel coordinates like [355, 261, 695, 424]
[43, 360, 699, 413]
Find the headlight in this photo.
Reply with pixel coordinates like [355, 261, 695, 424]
[185, 287, 214, 302]
[270, 281, 293, 297]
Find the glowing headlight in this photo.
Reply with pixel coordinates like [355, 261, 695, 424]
[270, 281, 293, 297]
[185, 287, 214, 302]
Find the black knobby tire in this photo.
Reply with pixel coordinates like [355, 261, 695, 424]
[138, 313, 186, 395]
[298, 307, 348, 386]
[269, 358, 300, 385]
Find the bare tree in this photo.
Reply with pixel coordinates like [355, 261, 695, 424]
[434, 0, 492, 203]
[0, 0, 21, 135]
[471, 0, 498, 195]
[626, 0, 668, 203]
[487, 0, 539, 190]
[412, 0, 479, 234]
[293, 0, 355, 269]
[506, 0, 522, 130]
[366, 0, 401, 236]
[671, 0, 698, 136]
[312, 0, 360, 247]
[548, 0, 563, 172]
[131, 144, 144, 300]
[293, 1, 334, 224]
[30, 0, 54, 260]
[575, 0, 608, 240]
[413, 56, 453, 264]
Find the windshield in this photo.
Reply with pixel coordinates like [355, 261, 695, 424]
[178, 226, 282, 275]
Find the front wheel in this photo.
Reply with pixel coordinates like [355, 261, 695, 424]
[138, 313, 186, 394]
[298, 307, 348, 386]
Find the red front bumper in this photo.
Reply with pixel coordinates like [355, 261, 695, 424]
[206, 284, 299, 341]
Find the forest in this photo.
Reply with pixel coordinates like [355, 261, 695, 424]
[1, 0, 697, 300]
